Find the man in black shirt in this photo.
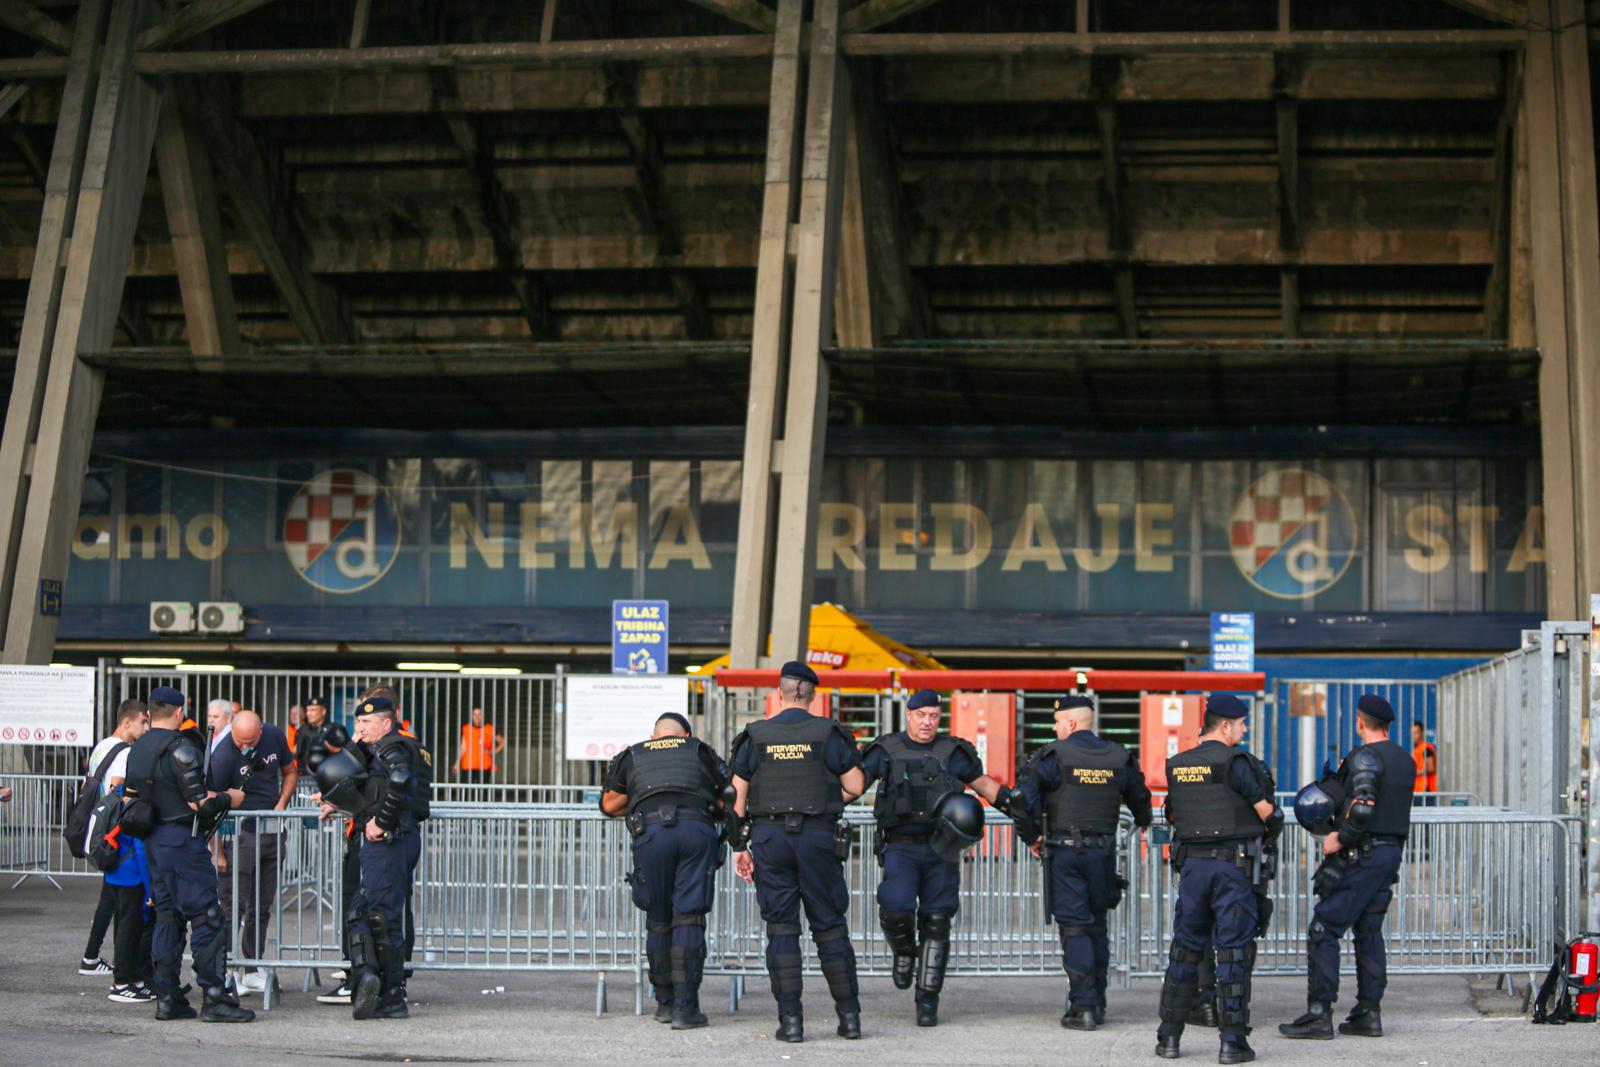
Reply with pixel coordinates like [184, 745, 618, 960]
[208, 710, 296, 996]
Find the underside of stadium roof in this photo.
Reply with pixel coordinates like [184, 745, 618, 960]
[0, 0, 1591, 429]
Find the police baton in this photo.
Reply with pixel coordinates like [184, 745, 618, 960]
[192, 723, 215, 838]
[1039, 809, 1054, 926]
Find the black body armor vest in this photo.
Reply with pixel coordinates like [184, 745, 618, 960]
[1041, 734, 1129, 834]
[1165, 740, 1264, 844]
[742, 715, 846, 818]
[1341, 739, 1414, 839]
[869, 733, 964, 837]
[625, 735, 717, 817]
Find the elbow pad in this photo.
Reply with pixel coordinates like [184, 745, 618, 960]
[170, 743, 208, 803]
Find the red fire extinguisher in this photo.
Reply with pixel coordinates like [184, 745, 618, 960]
[1572, 934, 1600, 1022]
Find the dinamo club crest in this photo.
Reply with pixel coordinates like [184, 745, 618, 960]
[282, 469, 400, 594]
[1229, 469, 1356, 599]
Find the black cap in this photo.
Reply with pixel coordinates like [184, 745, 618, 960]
[1054, 695, 1094, 712]
[906, 689, 941, 711]
[304, 695, 326, 708]
[655, 712, 693, 735]
[1206, 694, 1248, 719]
[148, 685, 185, 707]
[1356, 694, 1395, 724]
[779, 660, 819, 686]
[355, 695, 395, 716]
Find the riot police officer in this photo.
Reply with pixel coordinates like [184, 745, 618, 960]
[860, 688, 1019, 1027]
[600, 712, 731, 1029]
[1018, 695, 1152, 1031]
[121, 686, 254, 1023]
[344, 696, 432, 1020]
[1279, 694, 1413, 1041]
[1156, 695, 1281, 1065]
[728, 661, 867, 1043]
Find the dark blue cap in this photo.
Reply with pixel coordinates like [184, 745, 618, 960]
[1206, 694, 1248, 719]
[655, 712, 693, 735]
[148, 685, 185, 708]
[304, 695, 326, 707]
[355, 695, 395, 716]
[1054, 695, 1095, 712]
[1356, 694, 1394, 724]
[779, 660, 819, 685]
[906, 689, 941, 711]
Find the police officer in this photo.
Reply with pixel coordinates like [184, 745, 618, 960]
[122, 686, 254, 1023]
[860, 688, 1019, 1027]
[1156, 695, 1281, 1065]
[600, 712, 731, 1029]
[1018, 695, 1153, 1031]
[728, 661, 867, 1043]
[1279, 694, 1413, 1041]
[343, 696, 432, 1020]
[294, 695, 334, 774]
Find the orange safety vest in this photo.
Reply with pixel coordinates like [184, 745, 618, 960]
[1413, 741, 1437, 794]
[460, 723, 496, 772]
[286, 724, 298, 753]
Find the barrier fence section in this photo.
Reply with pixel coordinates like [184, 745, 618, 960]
[1255, 678, 1438, 795]
[1437, 621, 1590, 817]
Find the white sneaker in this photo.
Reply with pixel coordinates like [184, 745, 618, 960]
[107, 983, 154, 1004]
[235, 970, 269, 995]
[79, 956, 111, 976]
[329, 969, 348, 982]
[316, 982, 353, 1005]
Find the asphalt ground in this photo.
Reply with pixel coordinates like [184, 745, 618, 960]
[1, 880, 1587, 1067]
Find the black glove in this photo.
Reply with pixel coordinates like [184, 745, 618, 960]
[200, 792, 232, 817]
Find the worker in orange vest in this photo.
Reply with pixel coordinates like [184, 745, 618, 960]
[455, 706, 506, 785]
[1411, 722, 1437, 804]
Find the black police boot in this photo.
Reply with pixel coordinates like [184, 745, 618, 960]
[1187, 1001, 1219, 1027]
[775, 1011, 804, 1043]
[669, 946, 708, 1030]
[1338, 1004, 1382, 1037]
[1062, 1004, 1098, 1032]
[1155, 1035, 1182, 1059]
[199, 986, 256, 1023]
[1218, 1036, 1255, 1065]
[836, 1008, 862, 1039]
[879, 909, 917, 991]
[154, 993, 197, 1021]
[349, 926, 383, 1021]
[915, 991, 938, 1028]
[372, 987, 409, 1020]
[1278, 1002, 1335, 1040]
[653, 999, 674, 1024]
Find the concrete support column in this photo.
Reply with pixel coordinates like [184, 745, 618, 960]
[0, 0, 163, 663]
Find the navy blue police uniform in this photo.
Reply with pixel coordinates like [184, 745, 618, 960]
[1018, 695, 1153, 1029]
[602, 713, 730, 1028]
[1280, 694, 1413, 1040]
[729, 661, 864, 1042]
[121, 686, 253, 1023]
[344, 697, 432, 1021]
[859, 688, 997, 1026]
[1156, 695, 1280, 1065]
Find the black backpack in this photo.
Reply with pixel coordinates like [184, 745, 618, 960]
[62, 742, 128, 859]
[85, 791, 133, 872]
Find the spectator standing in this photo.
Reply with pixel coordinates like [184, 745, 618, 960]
[455, 706, 506, 785]
[94, 700, 155, 1003]
[207, 698, 234, 753]
[1411, 722, 1437, 805]
[285, 705, 303, 754]
[209, 710, 297, 995]
[78, 700, 148, 980]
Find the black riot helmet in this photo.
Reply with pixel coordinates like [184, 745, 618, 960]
[928, 791, 985, 863]
[1293, 776, 1347, 836]
[314, 744, 369, 815]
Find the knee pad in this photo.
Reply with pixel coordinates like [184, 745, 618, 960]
[879, 908, 917, 953]
[1159, 975, 1200, 1024]
[647, 920, 672, 936]
[197, 903, 224, 930]
[1215, 947, 1250, 966]
[766, 921, 802, 941]
[812, 924, 850, 948]
[918, 912, 952, 941]
[1308, 919, 1336, 942]
[1168, 943, 1205, 966]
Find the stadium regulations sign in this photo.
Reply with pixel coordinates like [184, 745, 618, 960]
[0, 665, 95, 747]
[612, 599, 668, 674]
[566, 674, 689, 761]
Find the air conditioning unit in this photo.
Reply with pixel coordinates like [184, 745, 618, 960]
[197, 601, 245, 635]
[149, 601, 195, 633]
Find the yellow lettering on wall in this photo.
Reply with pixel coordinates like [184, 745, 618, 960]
[1403, 504, 1451, 574]
[1135, 503, 1175, 573]
[570, 502, 638, 569]
[1508, 506, 1545, 573]
[118, 514, 180, 561]
[73, 517, 110, 560]
[184, 514, 229, 562]
[1002, 504, 1067, 572]
[1072, 504, 1120, 573]
[817, 503, 866, 571]
[878, 503, 918, 571]
[1456, 505, 1498, 574]
[450, 502, 504, 569]
[649, 505, 711, 569]
[930, 503, 992, 572]
[519, 503, 561, 568]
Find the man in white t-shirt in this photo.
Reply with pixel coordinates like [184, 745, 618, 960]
[81, 700, 153, 1001]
